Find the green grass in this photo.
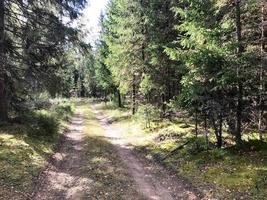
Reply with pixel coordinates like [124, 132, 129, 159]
[0, 99, 75, 199]
[167, 144, 267, 199]
[96, 101, 267, 200]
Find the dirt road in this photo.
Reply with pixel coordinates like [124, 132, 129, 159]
[92, 106, 199, 200]
[33, 110, 90, 199]
[32, 105, 200, 200]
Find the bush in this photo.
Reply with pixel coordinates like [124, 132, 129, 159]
[25, 112, 59, 137]
[210, 149, 229, 160]
[30, 92, 52, 110]
[135, 104, 161, 128]
[53, 104, 73, 121]
[182, 137, 211, 154]
[13, 99, 74, 138]
[34, 100, 52, 110]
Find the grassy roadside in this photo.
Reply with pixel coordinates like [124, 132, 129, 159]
[94, 101, 267, 200]
[0, 99, 75, 199]
[78, 103, 144, 199]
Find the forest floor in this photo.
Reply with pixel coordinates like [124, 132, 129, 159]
[31, 102, 201, 200]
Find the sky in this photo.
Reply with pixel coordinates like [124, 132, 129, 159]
[79, 0, 109, 45]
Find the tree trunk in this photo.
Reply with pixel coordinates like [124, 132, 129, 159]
[132, 74, 136, 115]
[104, 91, 107, 105]
[204, 114, 209, 150]
[194, 108, 199, 149]
[117, 89, 122, 108]
[211, 115, 222, 148]
[236, 84, 243, 145]
[0, 0, 7, 122]
[235, 0, 243, 146]
[216, 131, 222, 148]
[195, 109, 198, 138]
[259, 3, 266, 140]
[161, 93, 166, 113]
[217, 114, 223, 148]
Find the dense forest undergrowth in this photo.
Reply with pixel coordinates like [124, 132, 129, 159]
[94, 100, 267, 199]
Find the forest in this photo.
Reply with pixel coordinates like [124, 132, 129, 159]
[0, 0, 267, 199]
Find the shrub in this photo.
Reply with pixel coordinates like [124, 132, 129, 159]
[209, 149, 229, 160]
[53, 104, 73, 121]
[34, 100, 52, 110]
[135, 104, 161, 128]
[183, 137, 211, 154]
[24, 112, 59, 137]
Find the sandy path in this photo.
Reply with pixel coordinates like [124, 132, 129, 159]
[31, 105, 200, 200]
[32, 111, 91, 200]
[92, 105, 200, 200]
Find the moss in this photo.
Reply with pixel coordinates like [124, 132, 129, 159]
[0, 99, 76, 198]
[0, 133, 54, 192]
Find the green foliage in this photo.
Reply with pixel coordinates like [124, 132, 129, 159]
[1, 0, 88, 114]
[164, 0, 266, 148]
[135, 104, 161, 128]
[94, 13, 115, 95]
[15, 100, 74, 137]
[209, 148, 229, 160]
[25, 112, 59, 137]
[87, 0, 266, 198]
[139, 74, 155, 95]
[53, 104, 74, 121]
[103, 0, 146, 95]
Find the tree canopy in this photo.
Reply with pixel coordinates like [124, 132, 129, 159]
[92, 0, 266, 147]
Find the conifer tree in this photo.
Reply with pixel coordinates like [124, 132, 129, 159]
[0, 0, 87, 121]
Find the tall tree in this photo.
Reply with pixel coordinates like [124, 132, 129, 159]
[104, 0, 147, 114]
[0, 0, 7, 121]
[0, 0, 87, 121]
[234, 0, 243, 145]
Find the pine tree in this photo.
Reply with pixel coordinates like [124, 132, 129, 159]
[0, 0, 87, 121]
[104, 0, 147, 114]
